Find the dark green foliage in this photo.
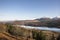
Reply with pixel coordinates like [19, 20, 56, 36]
[57, 34, 60, 40]
[6, 24, 16, 35]
[47, 21, 56, 27]
[35, 33, 41, 40]
[32, 31, 46, 40]
[32, 31, 37, 39]
[5, 23, 24, 36]
[51, 34, 55, 40]
[39, 31, 46, 40]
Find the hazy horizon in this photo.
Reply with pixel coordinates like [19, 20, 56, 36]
[0, 0, 60, 21]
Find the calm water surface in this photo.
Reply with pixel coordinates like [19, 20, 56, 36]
[15, 25, 60, 32]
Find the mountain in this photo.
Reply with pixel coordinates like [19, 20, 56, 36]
[35, 17, 60, 21]
[0, 17, 60, 27]
[52, 17, 60, 20]
[35, 17, 51, 22]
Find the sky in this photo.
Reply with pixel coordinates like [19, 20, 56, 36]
[0, 0, 60, 21]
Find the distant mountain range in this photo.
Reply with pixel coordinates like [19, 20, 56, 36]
[0, 17, 60, 28]
[0, 17, 60, 24]
[35, 17, 60, 21]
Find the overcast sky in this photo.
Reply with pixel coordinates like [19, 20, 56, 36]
[0, 0, 60, 21]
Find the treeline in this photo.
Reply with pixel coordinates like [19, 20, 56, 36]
[32, 31, 60, 40]
[25, 17, 60, 28]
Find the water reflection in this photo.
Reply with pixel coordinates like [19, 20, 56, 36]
[15, 25, 60, 32]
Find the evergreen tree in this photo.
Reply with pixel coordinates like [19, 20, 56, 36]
[51, 34, 55, 40]
[57, 34, 60, 40]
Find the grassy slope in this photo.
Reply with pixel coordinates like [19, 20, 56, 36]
[0, 32, 23, 40]
[0, 23, 60, 40]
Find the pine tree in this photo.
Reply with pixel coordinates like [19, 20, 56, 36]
[57, 34, 60, 40]
[51, 34, 55, 40]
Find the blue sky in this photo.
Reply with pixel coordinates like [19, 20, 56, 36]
[0, 0, 60, 21]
